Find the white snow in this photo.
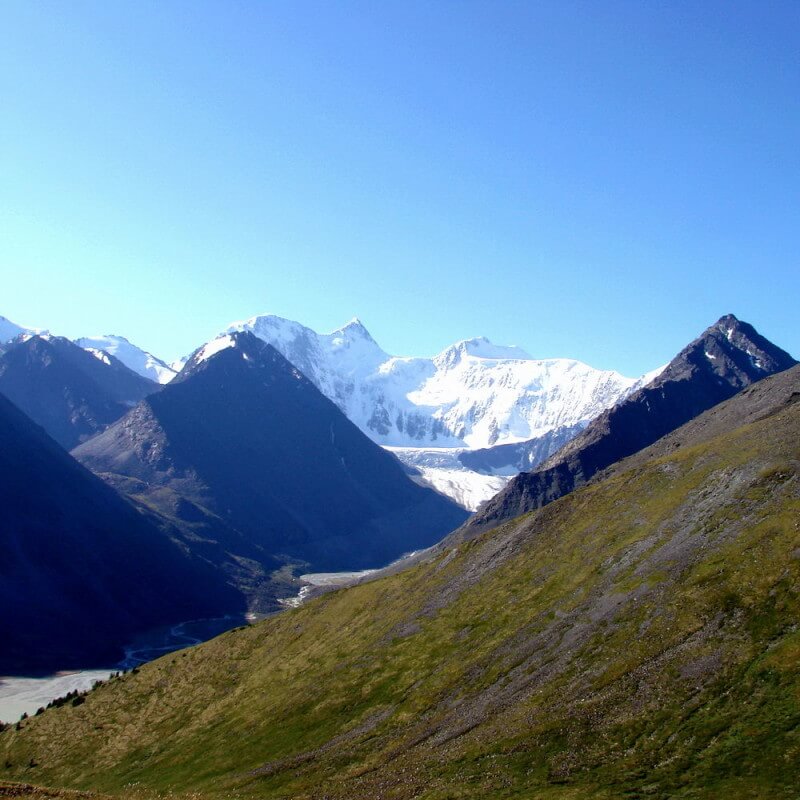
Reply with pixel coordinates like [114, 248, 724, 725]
[0, 315, 44, 343]
[84, 347, 113, 366]
[224, 314, 646, 451]
[195, 334, 237, 363]
[75, 335, 177, 383]
[705, 351, 717, 361]
[387, 446, 511, 511]
[170, 356, 189, 373]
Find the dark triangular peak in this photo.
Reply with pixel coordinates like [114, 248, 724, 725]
[0, 334, 159, 449]
[74, 331, 467, 576]
[174, 329, 305, 383]
[462, 315, 796, 537]
[0, 390, 242, 674]
[654, 313, 795, 387]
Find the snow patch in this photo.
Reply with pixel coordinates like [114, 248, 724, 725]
[196, 334, 236, 362]
[85, 348, 113, 366]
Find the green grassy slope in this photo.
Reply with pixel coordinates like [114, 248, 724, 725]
[3, 400, 799, 799]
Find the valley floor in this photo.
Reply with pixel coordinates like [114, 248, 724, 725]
[0, 617, 248, 724]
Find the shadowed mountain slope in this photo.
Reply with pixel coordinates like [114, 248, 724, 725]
[73, 332, 467, 575]
[0, 392, 243, 674]
[4, 366, 799, 798]
[0, 335, 158, 449]
[462, 314, 796, 537]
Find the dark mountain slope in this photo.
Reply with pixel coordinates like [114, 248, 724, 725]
[4, 356, 799, 799]
[0, 335, 158, 449]
[73, 332, 467, 573]
[0, 392, 243, 674]
[463, 314, 796, 536]
[597, 362, 800, 480]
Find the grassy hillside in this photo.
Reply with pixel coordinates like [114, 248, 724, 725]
[2, 397, 799, 799]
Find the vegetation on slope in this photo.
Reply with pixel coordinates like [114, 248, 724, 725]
[2, 397, 799, 799]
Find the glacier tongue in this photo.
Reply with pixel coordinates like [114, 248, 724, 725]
[386, 447, 511, 512]
[225, 313, 641, 450]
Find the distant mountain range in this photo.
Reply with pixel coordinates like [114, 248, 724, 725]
[222, 314, 661, 506]
[225, 314, 654, 449]
[1, 312, 663, 508]
[75, 335, 177, 384]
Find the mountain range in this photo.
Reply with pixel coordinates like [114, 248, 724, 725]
[463, 313, 797, 537]
[225, 314, 653, 450]
[2, 312, 663, 509]
[0, 335, 159, 450]
[74, 335, 177, 384]
[4, 355, 797, 798]
[73, 331, 467, 577]
[218, 314, 663, 507]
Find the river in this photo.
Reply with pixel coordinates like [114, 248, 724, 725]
[0, 614, 251, 723]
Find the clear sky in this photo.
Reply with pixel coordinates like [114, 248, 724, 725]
[1, 1, 798, 375]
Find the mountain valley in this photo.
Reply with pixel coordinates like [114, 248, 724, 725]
[3, 357, 798, 799]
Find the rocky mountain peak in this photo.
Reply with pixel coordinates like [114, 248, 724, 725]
[179, 330, 294, 380]
[655, 313, 796, 389]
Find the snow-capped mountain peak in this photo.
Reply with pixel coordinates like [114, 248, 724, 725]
[0, 315, 43, 343]
[74, 335, 177, 384]
[333, 316, 375, 340]
[216, 313, 640, 452]
[433, 337, 533, 369]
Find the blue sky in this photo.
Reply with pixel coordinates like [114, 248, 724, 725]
[1, 1, 798, 374]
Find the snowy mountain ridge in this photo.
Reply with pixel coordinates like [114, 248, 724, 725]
[224, 313, 647, 451]
[74, 335, 177, 384]
[0, 316, 43, 343]
[1, 310, 660, 510]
